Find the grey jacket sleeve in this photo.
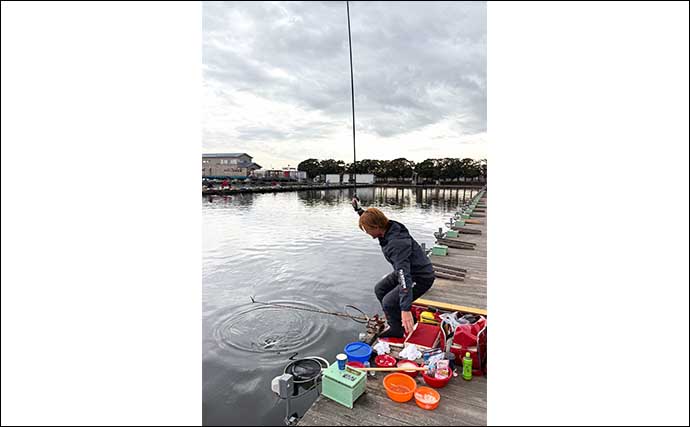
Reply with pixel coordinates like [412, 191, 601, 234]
[387, 238, 414, 311]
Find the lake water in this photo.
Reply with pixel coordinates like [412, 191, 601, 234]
[202, 186, 479, 426]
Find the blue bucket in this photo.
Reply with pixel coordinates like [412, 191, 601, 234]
[344, 342, 372, 363]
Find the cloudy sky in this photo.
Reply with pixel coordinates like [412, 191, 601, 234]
[203, 1, 486, 169]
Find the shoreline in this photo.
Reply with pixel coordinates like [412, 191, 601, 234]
[202, 183, 486, 196]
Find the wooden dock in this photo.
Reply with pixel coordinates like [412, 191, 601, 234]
[423, 211, 486, 311]
[298, 373, 487, 426]
[297, 194, 487, 426]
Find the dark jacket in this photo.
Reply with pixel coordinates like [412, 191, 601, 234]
[358, 207, 435, 310]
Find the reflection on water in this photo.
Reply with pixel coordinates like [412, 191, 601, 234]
[202, 186, 478, 426]
[296, 186, 476, 209]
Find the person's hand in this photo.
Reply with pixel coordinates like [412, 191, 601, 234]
[351, 197, 361, 211]
[401, 311, 415, 336]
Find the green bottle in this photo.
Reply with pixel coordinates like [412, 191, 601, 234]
[462, 352, 473, 381]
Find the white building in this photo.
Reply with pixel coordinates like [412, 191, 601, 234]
[325, 174, 341, 184]
[324, 173, 375, 184]
[355, 174, 375, 184]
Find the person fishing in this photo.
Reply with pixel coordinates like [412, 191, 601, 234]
[352, 197, 435, 338]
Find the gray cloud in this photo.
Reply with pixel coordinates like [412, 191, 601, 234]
[203, 1, 486, 161]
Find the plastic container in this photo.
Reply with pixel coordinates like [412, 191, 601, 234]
[283, 357, 328, 396]
[363, 361, 374, 377]
[397, 360, 420, 378]
[462, 351, 473, 381]
[420, 311, 440, 325]
[344, 342, 372, 364]
[374, 354, 396, 368]
[414, 386, 441, 410]
[382, 373, 416, 402]
[336, 353, 347, 370]
[422, 371, 452, 388]
[447, 353, 456, 371]
[435, 360, 450, 380]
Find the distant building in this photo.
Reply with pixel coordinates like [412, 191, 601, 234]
[325, 174, 342, 184]
[252, 168, 307, 181]
[354, 174, 375, 184]
[324, 173, 375, 184]
[293, 170, 308, 181]
[202, 153, 261, 179]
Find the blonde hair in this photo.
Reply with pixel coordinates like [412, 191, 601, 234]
[359, 208, 389, 232]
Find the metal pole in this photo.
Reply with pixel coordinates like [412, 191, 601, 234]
[346, 1, 357, 195]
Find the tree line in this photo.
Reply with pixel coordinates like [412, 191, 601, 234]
[297, 158, 487, 182]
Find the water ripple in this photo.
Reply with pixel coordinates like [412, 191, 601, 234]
[212, 300, 329, 354]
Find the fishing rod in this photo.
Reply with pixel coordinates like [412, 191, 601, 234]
[250, 296, 370, 324]
[346, 1, 357, 200]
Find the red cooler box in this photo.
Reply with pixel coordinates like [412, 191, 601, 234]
[450, 316, 487, 376]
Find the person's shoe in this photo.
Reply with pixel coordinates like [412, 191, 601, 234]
[378, 325, 405, 339]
